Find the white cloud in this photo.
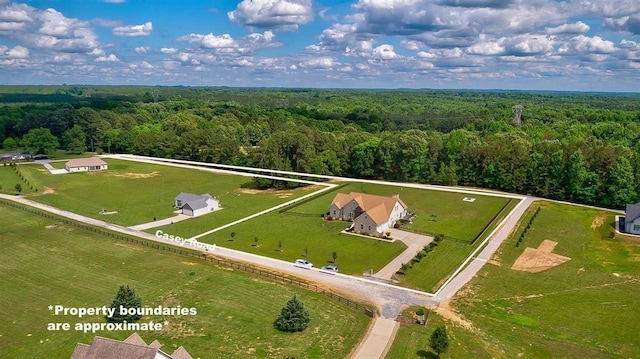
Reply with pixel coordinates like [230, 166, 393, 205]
[160, 47, 178, 54]
[112, 21, 152, 36]
[372, 44, 399, 59]
[179, 33, 238, 49]
[545, 21, 590, 35]
[559, 35, 616, 55]
[6, 45, 28, 58]
[95, 54, 119, 62]
[134, 46, 150, 54]
[300, 56, 339, 68]
[228, 0, 313, 31]
[604, 15, 640, 35]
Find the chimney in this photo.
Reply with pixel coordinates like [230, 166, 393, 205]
[392, 193, 399, 199]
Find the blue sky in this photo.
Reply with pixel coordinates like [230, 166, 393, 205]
[0, 0, 638, 91]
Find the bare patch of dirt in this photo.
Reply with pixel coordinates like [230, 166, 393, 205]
[239, 187, 295, 198]
[487, 259, 501, 266]
[45, 223, 59, 229]
[99, 210, 118, 215]
[181, 262, 197, 266]
[239, 188, 262, 194]
[435, 300, 476, 332]
[511, 240, 571, 273]
[591, 212, 606, 229]
[110, 171, 159, 179]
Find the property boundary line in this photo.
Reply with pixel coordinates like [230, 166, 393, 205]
[0, 199, 375, 318]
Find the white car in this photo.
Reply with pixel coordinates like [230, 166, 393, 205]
[320, 265, 339, 274]
[293, 259, 313, 269]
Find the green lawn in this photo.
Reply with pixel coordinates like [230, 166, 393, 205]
[0, 204, 370, 358]
[388, 201, 640, 358]
[199, 212, 407, 275]
[19, 159, 314, 227]
[289, 182, 511, 243]
[397, 199, 518, 292]
[0, 165, 30, 194]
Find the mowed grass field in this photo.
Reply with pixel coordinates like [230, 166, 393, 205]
[18, 159, 312, 227]
[0, 205, 370, 358]
[287, 182, 514, 286]
[387, 201, 640, 358]
[291, 182, 512, 242]
[0, 165, 31, 194]
[201, 212, 407, 275]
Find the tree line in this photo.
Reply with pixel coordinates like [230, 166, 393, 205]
[1, 86, 639, 209]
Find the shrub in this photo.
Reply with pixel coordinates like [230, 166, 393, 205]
[416, 307, 426, 316]
[274, 295, 310, 332]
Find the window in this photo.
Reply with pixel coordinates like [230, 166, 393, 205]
[634, 224, 640, 231]
[176, 200, 182, 207]
[365, 215, 368, 219]
[360, 224, 363, 230]
[333, 210, 336, 215]
[349, 212, 353, 218]
[368, 226, 371, 231]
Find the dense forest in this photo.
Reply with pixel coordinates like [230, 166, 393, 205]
[1, 86, 640, 209]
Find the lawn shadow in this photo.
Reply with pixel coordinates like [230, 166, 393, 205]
[416, 349, 438, 358]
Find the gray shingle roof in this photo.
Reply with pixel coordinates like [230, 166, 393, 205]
[175, 193, 214, 211]
[626, 203, 640, 222]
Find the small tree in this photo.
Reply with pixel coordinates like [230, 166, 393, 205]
[105, 285, 142, 323]
[278, 240, 282, 252]
[331, 251, 337, 263]
[274, 295, 310, 332]
[230, 232, 236, 241]
[429, 325, 449, 357]
[15, 183, 22, 193]
[253, 236, 259, 246]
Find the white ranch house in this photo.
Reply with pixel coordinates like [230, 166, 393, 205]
[329, 192, 408, 236]
[65, 157, 108, 172]
[174, 192, 219, 217]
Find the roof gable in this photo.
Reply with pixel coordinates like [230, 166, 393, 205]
[331, 192, 407, 224]
[626, 203, 640, 222]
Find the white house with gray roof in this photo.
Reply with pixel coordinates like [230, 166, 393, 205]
[174, 192, 219, 217]
[624, 202, 640, 235]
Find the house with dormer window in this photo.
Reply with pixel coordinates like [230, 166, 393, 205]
[329, 192, 408, 236]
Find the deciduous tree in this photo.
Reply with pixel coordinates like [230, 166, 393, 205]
[429, 325, 449, 357]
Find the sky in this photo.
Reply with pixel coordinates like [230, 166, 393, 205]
[0, 0, 638, 92]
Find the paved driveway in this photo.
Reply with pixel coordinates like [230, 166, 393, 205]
[372, 229, 433, 280]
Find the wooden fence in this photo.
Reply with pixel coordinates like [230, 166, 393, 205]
[0, 198, 375, 318]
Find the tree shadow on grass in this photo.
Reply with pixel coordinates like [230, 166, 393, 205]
[416, 349, 438, 358]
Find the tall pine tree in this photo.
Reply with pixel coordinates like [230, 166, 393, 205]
[274, 295, 310, 332]
[105, 285, 142, 323]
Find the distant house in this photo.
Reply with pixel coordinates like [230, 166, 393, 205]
[329, 192, 408, 235]
[65, 157, 108, 172]
[624, 202, 640, 235]
[70, 332, 193, 359]
[175, 192, 220, 217]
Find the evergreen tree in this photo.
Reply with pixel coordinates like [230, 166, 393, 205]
[105, 285, 142, 323]
[274, 295, 310, 332]
[429, 325, 449, 357]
